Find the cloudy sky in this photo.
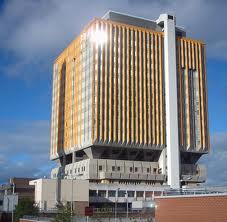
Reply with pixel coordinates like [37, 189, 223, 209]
[0, 0, 226, 185]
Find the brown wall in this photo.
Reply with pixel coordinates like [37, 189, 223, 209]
[155, 195, 227, 222]
[74, 201, 89, 215]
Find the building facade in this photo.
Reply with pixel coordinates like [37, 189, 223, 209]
[50, 11, 209, 189]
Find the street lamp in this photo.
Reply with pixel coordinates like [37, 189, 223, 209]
[125, 191, 128, 218]
[11, 183, 15, 222]
[115, 188, 120, 222]
[71, 176, 74, 222]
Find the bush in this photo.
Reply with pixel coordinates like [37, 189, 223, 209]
[14, 198, 38, 222]
[53, 204, 71, 222]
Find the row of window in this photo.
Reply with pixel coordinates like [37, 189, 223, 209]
[98, 165, 159, 174]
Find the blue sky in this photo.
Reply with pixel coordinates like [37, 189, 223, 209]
[0, 0, 226, 184]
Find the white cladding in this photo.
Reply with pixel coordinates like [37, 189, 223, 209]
[156, 14, 180, 189]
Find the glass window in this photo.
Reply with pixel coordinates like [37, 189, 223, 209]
[109, 190, 116, 197]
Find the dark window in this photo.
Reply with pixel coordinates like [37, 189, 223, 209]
[153, 168, 157, 174]
[118, 191, 126, 197]
[137, 191, 144, 197]
[168, 15, 174, 20]
[98, 190, 106, 197]
[109, 190, 116, 197]
[99, 166, 102, 171]
[135, 167, 138, 172]
[0, 200, 3, 206]
[117, 166, 121, 171]
[128, 191, 134, 197]
[112, 166, 115, 171]
[89, 190, 97, 197]
[147, 168, 150, 173]
[130, 167, 133, 172]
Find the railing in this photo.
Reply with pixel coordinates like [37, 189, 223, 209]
[161, 187, 227, 197]
[22, 215, 53, 222]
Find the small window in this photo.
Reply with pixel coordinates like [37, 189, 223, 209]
[112, 166, 115, 171]
[147, 168, 150, 173]
[99, 166, 102, 171]
[75, 169, 77, 173]
[130, 167, 133, 172]
[78, 168, 80, 173]
[117, 166, 121, 171]
[135, 167, 138, 172]
[153, 168, 157, 174]
[0, 200, 3, 206]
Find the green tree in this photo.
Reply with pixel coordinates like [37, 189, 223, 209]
[53, 203, 71, 222]
[14, 198, 39, 222]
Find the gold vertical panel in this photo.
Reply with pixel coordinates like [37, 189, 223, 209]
[199, 43, 205, 149]
[104, 24, 109, 141]
[91, 26, 96, 142]
[147, 33, 152, 144]
[143, 31, 147, 144]
[80, 39, 83, 146]
[185, 40, 191, 148]
[188, 41, 192, 69]
[195, 42, 202, 149]
[155, 34, 160, 145]
[118, 26, 122, 142]
[100, 22, 105, 141]
[192, 42, 195, 70]
[135, 29, 139, 143]
[122, 26, 126, 143]
[177, 40, 184, 147]
[139, 30, 143, 143]
[95, 22, 100, 140]
[159, 35, 164, 145]
[131, 29, 135, 143]
[127, 27, 131, 143]
[181, 39, 185, 68]
[152, 34, 156, 145]
[113, 25, 118, 142]
[109, 24, 113, 141]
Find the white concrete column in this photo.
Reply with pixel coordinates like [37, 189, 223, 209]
[156, 14, 180, 189]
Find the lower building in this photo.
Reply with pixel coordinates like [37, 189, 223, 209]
[29, 179, 89, 215]
[28, 181, 227, 221]
[0, 177, 35, 213]
[30, 178, 168, 215]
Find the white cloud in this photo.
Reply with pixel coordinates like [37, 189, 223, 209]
[1, 0, 227, 79]
[0, 120, 55, 183]
[200, 132, 227, 185]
